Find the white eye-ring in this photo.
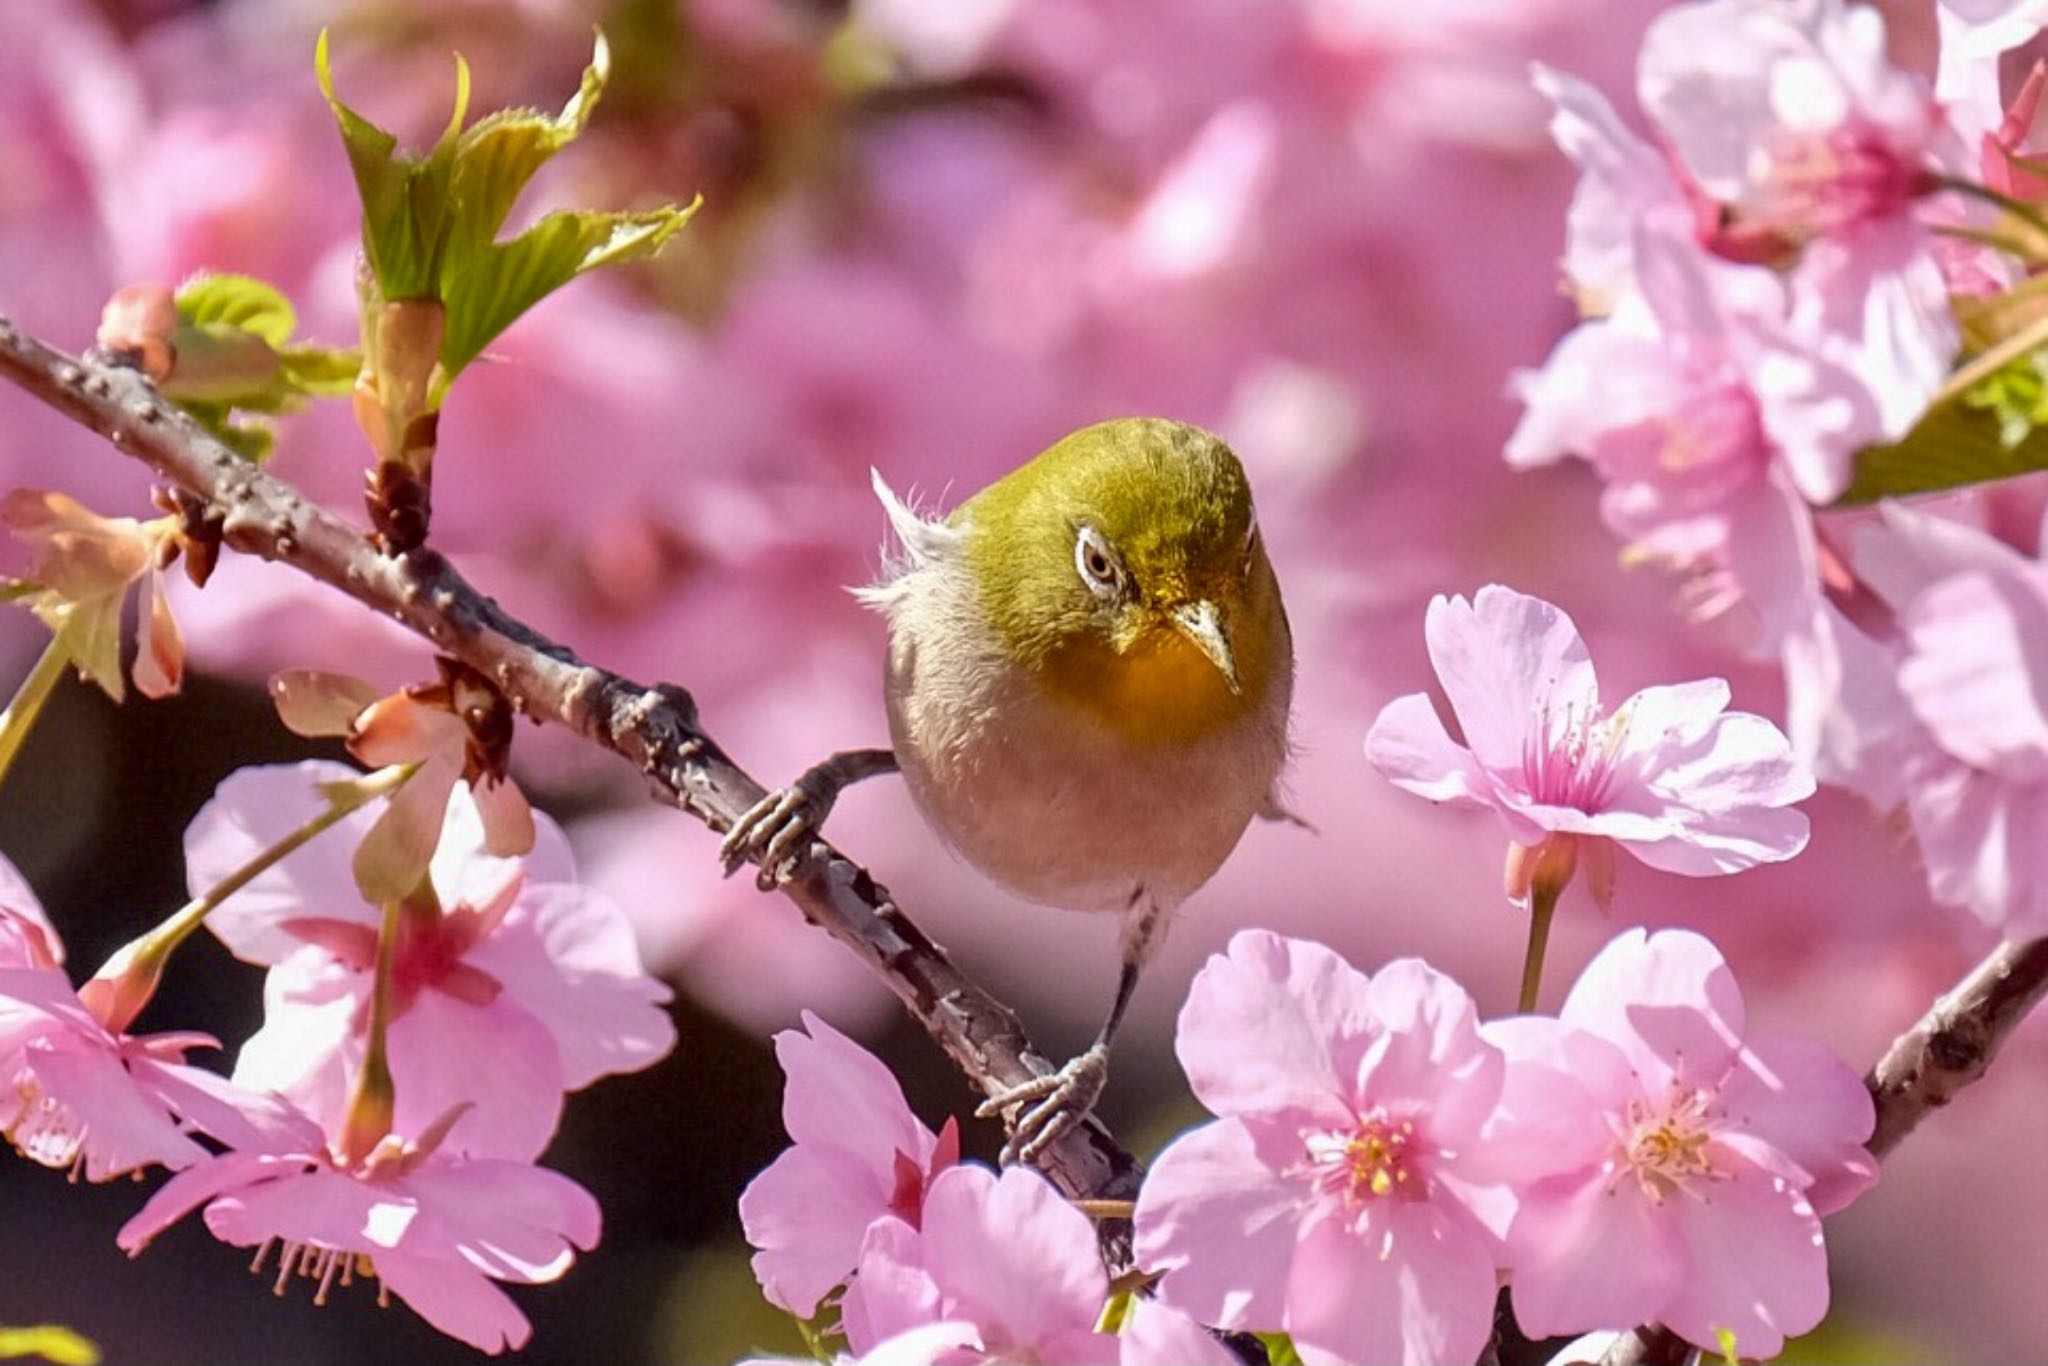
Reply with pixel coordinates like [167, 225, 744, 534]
[1074, 525, 1122, 599]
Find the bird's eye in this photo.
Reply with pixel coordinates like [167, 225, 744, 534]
[1075, 526, 1122, 598]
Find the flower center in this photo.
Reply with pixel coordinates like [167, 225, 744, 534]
[1620, 1086, 1719, 1203]
[1522, 700, 1631, 811]
[1304, 1114, 1425, 1209]
[249, 1238, 387, 1309]
[1757, 121, 1927, 237]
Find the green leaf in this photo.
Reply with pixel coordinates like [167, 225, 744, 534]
[179, 400, 280, 464]
[318, 29, 696, 388]
[0, 1326, 100, 1365]
[316, 28, 470, 299]
[436, 200, 700, 380]
[278, 344, 365, 397]
[176, 273, 297, 347]
[1255, 1332, 1305, 1366]
[1841, 360, 2048, 503]
[445, 32, 611, 259]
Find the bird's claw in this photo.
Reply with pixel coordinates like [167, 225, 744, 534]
[976, 1043, 1109, 1166]
[720, 779, 830, 888]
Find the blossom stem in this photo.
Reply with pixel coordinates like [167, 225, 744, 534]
[1928, 284, 2048, 413]
[1932, 174, 2048, 243]
[1517, 880, 1562, 1014]
[79, 763, 418, 1035]
[152, 764, 417, 953]
[0, 635, 69, 794]
[339, 895, 402, 1163]
[1072, 1198, 1136, 1220]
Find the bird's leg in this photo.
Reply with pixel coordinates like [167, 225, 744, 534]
[978, 895, 1168, 1166]
[719, 748, 898, 887]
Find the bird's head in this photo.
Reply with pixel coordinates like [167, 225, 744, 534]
[960, 418, 1287, 744]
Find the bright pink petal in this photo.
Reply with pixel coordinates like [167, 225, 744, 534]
[471, 775, 537, 860]
[1423, 587, 1597, 776]
[1287, 1202, 1497, 1366]
[185, 761, 381, 964]
[21, 1037, 205, 1178]
[132, 565, 183, 699]
[1356, 958, 1502, 1147]
[1175, 930, 1373, 1124]
[917, 1164, 1107, 1350]
[1558, 929, 1745, 1093]
[204, 1166, 409, 1253]
[1898, 568, 2048, 781]
[843, 1217, 946, 1354]
[1364, 694, 1489, 806]
[399, 1157, 602, 1281]
[0, 853, 60, 965]
[1659, 1162, 1829, 1359]
[1135, 1118, 1303, 1331]
[1720, 1033, 1876, 1216]
[229, 947, 359, 1130]
[741, 1144, 894, 1316]
[117, 1150, 290, 1253]
[1507, 1170, 1683, 1340]
[385, 992, 565, 1162]
[433, 783, 577, 901]
[1119, 1299, 1237, 1366]
[463, 883, 675, 1089]
[1905, 755, 2048, 933]
[375, 1251, 534, 1356]
[778, 1011, 934, 1167]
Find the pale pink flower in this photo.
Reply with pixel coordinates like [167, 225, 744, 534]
[1366, 586, 1812, 895]
[182, 761, 675, 1160]
[1483, 928, 1875, 1358]
[0, 855, 244, 1180]
[116, 1092, 600, 1356]
[1800, 503, 2048, 935]
[843, 1162, 1228, 1366]
[1132, 931, 1512, 1366]
[739, 1011, 959, 1317]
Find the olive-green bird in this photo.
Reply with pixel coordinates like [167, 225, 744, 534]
[722, 417, 1296, 1162]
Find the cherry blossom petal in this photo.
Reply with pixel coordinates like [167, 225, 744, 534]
[1898, 568, 2048, 782]
[375, 1251, 535, 1356]
[1363, 694, 1490, 806]
[1174, 930, 1373, 1123]
[399, 1157, 602, 1281]
[1357, 958, 1502, 1146]
[385, 992, 565, 1162]
[742, 1143, 896, 1316]
[117, 1151, 287, 1252]
[1423, 587, 1597, 773]
[1286, 1202, 1497, 1366]
[1119, 1299, 1237, 1366]
[776, 1011, 933, 1163]
[1506, 1174, 1684, 1339]
[131, 566, 183, 699]
[1135, 1118, 1304, 1330]
[843, 1217, 947, 1354]
[916, 1165, 1108, 1351]
[185, 761, 381, 964]
[1721, 1033, 1877, 1216]
[1659, 1163, 1829, 1359]
[19, 1037, 205, 1178]
[1558, 929, 1745, 1092]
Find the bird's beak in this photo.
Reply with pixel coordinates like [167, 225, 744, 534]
[1171, 600, 1239, 694]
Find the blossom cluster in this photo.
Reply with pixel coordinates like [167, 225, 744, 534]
[738, 924, 1873, 1365]
[0, 762, 675, 1353]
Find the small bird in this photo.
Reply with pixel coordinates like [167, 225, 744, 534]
[722, 417, 1295, 1162]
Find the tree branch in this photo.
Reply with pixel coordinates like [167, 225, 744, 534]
[1583, 934, 2048, 1366]
[0, 313, 1143, 1211]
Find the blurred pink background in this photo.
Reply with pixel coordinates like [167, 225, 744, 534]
[0, 0, 2030, 1361]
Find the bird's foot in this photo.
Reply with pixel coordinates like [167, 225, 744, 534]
[976, 1043, 1109, 1166]
[720, 774, 838, 888]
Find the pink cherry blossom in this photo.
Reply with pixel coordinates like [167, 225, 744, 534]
[1132, 930, 1512, 1366]
[841, 1161, 1230, 1366]
[116, 1091, 600, 1356]
[739, 1011, 959, 1317]
[1483, 928, 1875, 1358]
[1366, 586, 1812, 896]
[182, 761, 675, 1160]
[0, 854, 244, 1181]
[1792, 503, 2048, 936]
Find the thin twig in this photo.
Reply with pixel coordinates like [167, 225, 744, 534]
[0, 313, 1143, 1215]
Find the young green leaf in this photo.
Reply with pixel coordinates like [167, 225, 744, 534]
[437, 202, 700, 381]
[175, 273, 297, 347]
